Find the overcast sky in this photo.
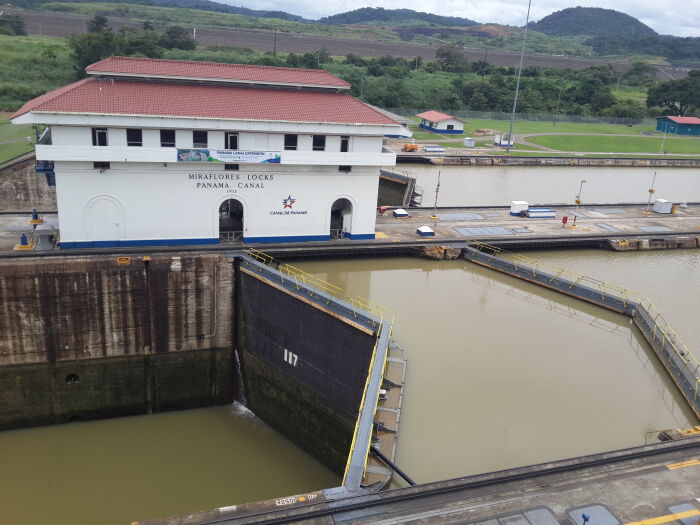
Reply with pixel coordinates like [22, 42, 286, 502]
[237, 0, 699, 37]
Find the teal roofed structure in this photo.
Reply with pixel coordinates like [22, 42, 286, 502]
[656, 116, 700, 136]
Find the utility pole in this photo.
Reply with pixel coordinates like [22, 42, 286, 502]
[505, 0, 532, 154]
[646, 171, 657, 211]
[575, 179, 586, 208]
[273, 29, 278, 59]
[432, 158, 443, 229]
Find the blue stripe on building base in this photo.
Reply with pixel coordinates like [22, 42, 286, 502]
[60, 232, 377, 248]
[60, 238, 219, 249]
[244, 234, 331, 243]
[343, 232, 375, 240]
[419, 123, 462, 134]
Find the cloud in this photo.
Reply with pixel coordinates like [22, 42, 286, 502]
[235, 0, 700, 37]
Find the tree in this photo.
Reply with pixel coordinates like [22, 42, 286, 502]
[469, 91, 488, 110]
[159, 26, 196, 50]
[435, 45, 469, 73]
[601, 100, 646, 120]
[142, 20, 154, 31]
[68, 31, 119, 73]
[87, 14, 110, 33]
[646, 71, 700, 115]
[0, 14, 26, 36]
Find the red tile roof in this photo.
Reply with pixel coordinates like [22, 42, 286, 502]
[416, 110, 462, 122]
[660, 116, 700, 125]
[85, 56, 351, 88]
[11, 78, 399, 126]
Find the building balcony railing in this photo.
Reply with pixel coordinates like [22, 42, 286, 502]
[35, 145, 397, 167]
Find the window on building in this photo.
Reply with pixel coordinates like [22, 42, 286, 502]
[339, 165, 352, 172]
[224, 164, 239, 171]
[160, 129, 176, 147]
[284, 134, 298, 151]
[447, 124, 454, 130]
[91, 128, 108, 147]
[193, 130, 208, 148]
[126, 129, 143, 147]
[312, 135, 326, 151]
[93, 162, 110, 170]
[225, 132, 239, 150]
[340, 135, 349, 152]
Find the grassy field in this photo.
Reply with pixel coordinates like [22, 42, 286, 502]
[463, 118, 656, 135]
[527, 134, 700, 154]
[0, 35, 74, 111]
[0, 114, 35, 164]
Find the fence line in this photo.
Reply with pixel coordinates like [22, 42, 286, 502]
[385, 107, 656, 126]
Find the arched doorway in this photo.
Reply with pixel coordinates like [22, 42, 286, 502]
[219, 198, 243, 242]
[330, 198, 352, 239]
[86, 195, 123, 242]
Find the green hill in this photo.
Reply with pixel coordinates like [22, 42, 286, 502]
[7, 0, 310, 22]
[529, 7, 657, 37]
[319, 7, 478, 27]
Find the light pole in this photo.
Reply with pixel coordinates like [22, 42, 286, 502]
[505, 0, 532, 154]
[575, 179, 586, 208]
[432, 158, 443, 229]
[646, 171, 657, 211]
[660, 121, 668, 154]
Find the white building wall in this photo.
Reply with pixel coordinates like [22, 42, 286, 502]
[297, 134, 313, 151]
[209, 131, 225, 149]
[48, 125, 387, 154]
[175, 129, 192, 148]
[326, 135, 341, 152]
[435, 118, 464, 131]
[143, 129, 160, 147]
[352, 136, 382, 152]
[108, 128, 126, 147]
[54, 162, 380, 246]
[52, 126, 91, 145]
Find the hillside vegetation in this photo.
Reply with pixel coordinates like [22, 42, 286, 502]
[6, 0, 309, 21]
[529, 7, 657, 37]
[319, 7, 477, 27]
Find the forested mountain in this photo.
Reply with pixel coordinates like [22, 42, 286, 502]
[529, 7, 657, 37]
[319, 7, 477, 27]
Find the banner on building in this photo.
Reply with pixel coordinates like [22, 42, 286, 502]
[177, 149, 281, 163]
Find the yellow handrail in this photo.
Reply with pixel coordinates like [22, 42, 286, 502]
[469, 241, 700, 394]
[244, 248, 387, 324]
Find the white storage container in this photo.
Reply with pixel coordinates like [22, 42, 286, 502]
[510, 201, 529, 216]
[653, 199, 673, 214]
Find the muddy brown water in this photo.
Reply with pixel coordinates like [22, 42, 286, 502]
[0, 250, 696, 523]
[298, 252, 698, 483]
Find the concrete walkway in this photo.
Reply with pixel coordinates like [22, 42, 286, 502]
[2, 204, 700, 253]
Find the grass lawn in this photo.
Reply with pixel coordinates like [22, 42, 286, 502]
[526, 134, 700, 154]
[464, 118, 655, 135]
[0, 113, 35, 164]
[0, 34, 74, 111]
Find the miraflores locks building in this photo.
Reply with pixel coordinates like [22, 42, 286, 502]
[12, 56, 405, 248]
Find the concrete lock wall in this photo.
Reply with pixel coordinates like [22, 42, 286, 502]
[0, 252, 377, 477]
[0, 253, 235, 429]
[0, 156, 56, 212]
[237, 266, 378, 475]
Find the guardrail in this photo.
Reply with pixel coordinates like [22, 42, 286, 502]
[465, 241, 700, 416]
[343, 315, 393, 490]
[245, 248, 387, 325]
